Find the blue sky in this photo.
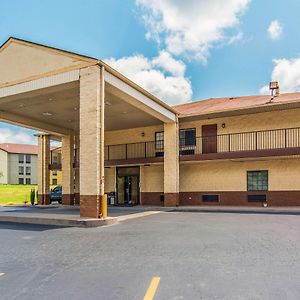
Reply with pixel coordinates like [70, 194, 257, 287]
[1, 0, 300, 143]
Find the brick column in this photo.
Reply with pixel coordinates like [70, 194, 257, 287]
[37, 134, 50, 205]
[164, 121, 179, 206]
[79, 65, 105, 218]
[74, 135, 80, 205]
[61, 134, 74, 205]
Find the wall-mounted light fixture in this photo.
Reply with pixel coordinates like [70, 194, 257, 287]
[141, 132, 145, 137]
[221, 123, 226, 128]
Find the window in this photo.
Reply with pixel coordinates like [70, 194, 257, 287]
[18, 166, 24, 175]
[180, 128, 196, 155]
[18, 154, 24, 164]
[26, 167, 31, 175]
[247, 171, 268, 191]
[18, 178, 24, 185]
[52, 155, 58, 164]
[52, 178, 58, 185]
[155, 131, 164, 157]
[52, 170, 57, 176]
[26, 178, 31, 185]
[25, 155, 31, 164]
[180, 128, 196, 147]
[202, 194, 219, 202]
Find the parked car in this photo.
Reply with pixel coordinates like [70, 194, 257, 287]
[50, 185, 62, 204]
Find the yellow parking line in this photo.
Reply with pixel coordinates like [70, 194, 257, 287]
[143, 277, 160, 300]
[0, 273, 5, 276]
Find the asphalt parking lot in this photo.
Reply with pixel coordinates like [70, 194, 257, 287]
[0, 211, 299, 300]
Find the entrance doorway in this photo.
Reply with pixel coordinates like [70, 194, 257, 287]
[202, 124, 217, 154]
[116, 167, 140, 205]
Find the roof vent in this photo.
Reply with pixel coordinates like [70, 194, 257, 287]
[269, 81, 280, 98]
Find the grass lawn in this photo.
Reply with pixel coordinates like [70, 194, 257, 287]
[0, 185, 37, 205]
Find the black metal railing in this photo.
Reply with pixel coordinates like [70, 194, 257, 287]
[179, 127, 300, 155]
[105, 141, 162, 161]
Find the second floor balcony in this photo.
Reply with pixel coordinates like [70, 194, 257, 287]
[180, 126, 300, 161]
[105, 141, 164, 166]
[67, 127, 300, 167]
[104, 127, 300, 165]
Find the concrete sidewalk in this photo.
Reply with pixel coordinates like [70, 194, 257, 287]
[171, 205, 300, 215]
[0, 205, 299, 228]
[0, 205, 166, 227]
[0, 206, 117, 228]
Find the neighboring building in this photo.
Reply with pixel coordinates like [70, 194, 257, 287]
[0, 143, 61, 185]
[50, 147, 62, 186]
[0, 37, 299, 218]
[0, 143, 38, 184]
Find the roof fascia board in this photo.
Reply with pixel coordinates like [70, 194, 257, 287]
[104, 70, 176, 123]
[0, 111, 71, 136]
[0, 37, 99, 64]
[0, 69, 79, 98]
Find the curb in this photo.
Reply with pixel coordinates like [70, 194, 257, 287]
[0, 215, 118, 228]
[170, 208, 300, 216]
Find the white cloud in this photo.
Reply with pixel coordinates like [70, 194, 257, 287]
[152, 50, 186, 76]
[260, 57, 300, 94]
[136, 0, 250, 62]
[267, 20, 283, 40]
[105, 52, 192, 104]
[0, 127, 36, 144]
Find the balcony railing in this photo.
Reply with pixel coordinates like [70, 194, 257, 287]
[72, 127, 300, 166]
[179, 127, 300, 156]
[105, 141, 162, 161]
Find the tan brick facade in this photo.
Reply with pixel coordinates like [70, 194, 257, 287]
[37, 134, 50, 205]
[163, 122, 179, 206]
[61, 134, 74, 205]
[79, 66, 104, 217]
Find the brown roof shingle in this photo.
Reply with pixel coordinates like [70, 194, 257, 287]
[0, 143, 38, 155]
[173, 92, 300, 117]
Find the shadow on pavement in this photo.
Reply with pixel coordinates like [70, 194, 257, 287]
[0, 222, 68, 232]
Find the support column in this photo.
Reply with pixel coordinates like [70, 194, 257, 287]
[79, 65, 105, 218]
[74, 135, 80, 205]
[37, 134, 50, 205]
[61, 134, 74, 205]
[164, 121, 179, 206]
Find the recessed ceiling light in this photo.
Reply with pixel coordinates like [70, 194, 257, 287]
[49, 98, 53, 101]
[68, 119, 73, 123]
[105, 101, 111, 106]
[122, 111, 128, 114]
[42, 112, 53, 116]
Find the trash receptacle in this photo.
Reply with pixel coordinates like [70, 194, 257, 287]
[160, 194, 164, 206]
[108, 192, 115, 205]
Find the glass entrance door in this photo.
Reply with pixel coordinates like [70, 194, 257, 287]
[116, 167, 140, 206]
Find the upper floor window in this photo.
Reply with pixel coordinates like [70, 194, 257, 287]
[26, 167, 31, 176]
[247, 170, 268, 191]
[18, 166, 24, 175]
[25, 155, 31, 164]
[155, 131, 164, 157]
[155, 131, 164, 150]
[52, 170, 57, 176]
[18, 154, 24, 164]
[52, 155, 58, 164]
[180, 128, 196, 147]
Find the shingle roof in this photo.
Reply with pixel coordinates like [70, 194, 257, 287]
[0, 143, 38, 155]
[173, 92, 300, 117]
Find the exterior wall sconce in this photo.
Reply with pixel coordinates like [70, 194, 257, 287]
[221, 123, 226, 128]
[141, 132, 145, 137]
